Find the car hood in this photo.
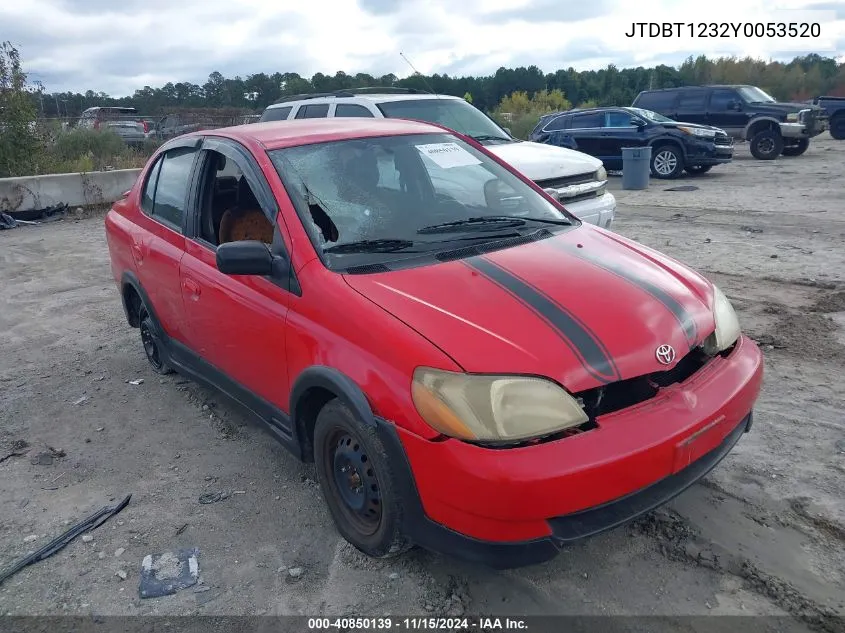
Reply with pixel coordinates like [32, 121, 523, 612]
[661, 121, 726, 134]
[753, 102, 821, 113]
[486, 140, 602, 181]
[343, 227, 717, 394]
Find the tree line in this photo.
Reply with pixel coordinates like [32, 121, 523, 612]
[31, 53, 845, 119]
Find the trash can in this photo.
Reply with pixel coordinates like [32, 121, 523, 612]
[621, 146, 651, 190]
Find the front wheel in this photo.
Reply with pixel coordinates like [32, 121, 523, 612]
[749, 129, 783, 160]
[781, 138, 810, 156]
[685, 164, 713, 176]
[650, 145, 685, 179]
[314, 399, 411, 558]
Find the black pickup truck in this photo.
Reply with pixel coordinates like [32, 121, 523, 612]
[811, 96, 845, 140]
[632, 85, 827, 160]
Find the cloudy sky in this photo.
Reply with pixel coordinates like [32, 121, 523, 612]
[3, 0, 844, 96]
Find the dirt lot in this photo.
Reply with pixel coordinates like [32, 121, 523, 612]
[1, 134, 843, 630]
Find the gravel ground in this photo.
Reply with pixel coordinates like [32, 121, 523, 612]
[0, 134, 843, 631]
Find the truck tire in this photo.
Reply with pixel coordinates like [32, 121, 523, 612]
[749, 129, 783, 160]
[781, 138, 809, 156]
[650, 145, 685, 179]
[830, 114, 845, 140]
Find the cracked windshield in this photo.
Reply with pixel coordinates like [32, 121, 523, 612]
[269, 133, 571, 267]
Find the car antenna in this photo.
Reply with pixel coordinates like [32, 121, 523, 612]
[398, 51, 468, 135]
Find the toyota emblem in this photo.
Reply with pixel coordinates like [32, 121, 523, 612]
[655, 344, 676, 365]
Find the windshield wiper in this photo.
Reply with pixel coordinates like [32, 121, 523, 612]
[417, 215, 570, 234]
[323, 239, 416, 254]
[471, 134, 512, 142]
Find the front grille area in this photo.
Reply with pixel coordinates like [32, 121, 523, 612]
[575, 346, 717, 420]
[535, 172, 596, 189]
[714, 133, 732, 147]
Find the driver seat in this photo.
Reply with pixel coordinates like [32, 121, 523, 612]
[218, 177, 274, 244]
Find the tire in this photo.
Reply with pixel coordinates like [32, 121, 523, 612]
[139, 306, 173, 375]
[781, 138, 809, 157]
[830, 114, 845, 140]
[685, 164, 713, 175]
[314, 399, 411, 559]
[650, 145, 684, 179]
[749, 129, 783, 160]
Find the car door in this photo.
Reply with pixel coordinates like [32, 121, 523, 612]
[564, 111, 606, 156]
[178, 137, 295, 428]
[706, 88, 747, 135]
[598, 110, 642, 168]
[131, 139, 202, 346]
[674, 89, 709, 125]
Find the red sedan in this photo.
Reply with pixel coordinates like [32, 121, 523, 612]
[104, 117, 763, 568]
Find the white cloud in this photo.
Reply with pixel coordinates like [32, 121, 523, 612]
[2, 0, 843, 96]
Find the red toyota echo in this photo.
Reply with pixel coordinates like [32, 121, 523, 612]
[105, 117, 763, 568]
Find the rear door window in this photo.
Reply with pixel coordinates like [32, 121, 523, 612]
[569, 112, 605, 129]
[636, 91, 677, 111]
[335, 104, 375, 118]
[260, 106, 292, 122]
[143, 148, 198, 231]
[295, 104, 330, 119]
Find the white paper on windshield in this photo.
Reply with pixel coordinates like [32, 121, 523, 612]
[416, 142, 481, 169]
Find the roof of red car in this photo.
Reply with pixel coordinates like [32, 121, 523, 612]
[206, 118, 450, 150]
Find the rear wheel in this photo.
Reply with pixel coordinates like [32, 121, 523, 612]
[314, 400, 410, 558]
[684, 164, 713, 176]
[650, 145, 684, 179]
[829, 114, 845, 140]
[781, 138, 809, 156]
[139, 306, 173, 375]
[749, 129, 783, 160]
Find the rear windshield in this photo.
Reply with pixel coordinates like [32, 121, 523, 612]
[269, 132, 573, 271]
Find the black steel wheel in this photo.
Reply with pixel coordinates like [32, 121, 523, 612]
[314, 399, 410, 558]
[829, 114, 845, 140]
[139, 307, 172, 375]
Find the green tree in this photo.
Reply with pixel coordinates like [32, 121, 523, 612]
[0, 41, 42, 177]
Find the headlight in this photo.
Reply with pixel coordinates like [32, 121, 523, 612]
[703, 284, 741, 354]
[786, 112, 799, 122]
[411, 368, 589, 443]
[678, 126, 716, 139]
[596, 165, 607, 181]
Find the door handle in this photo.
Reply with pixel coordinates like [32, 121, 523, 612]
[183, 278, 201, 300]
[131, 243, 143, 264]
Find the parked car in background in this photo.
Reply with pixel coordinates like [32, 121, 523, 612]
[812, 96, 845, 140]
[259, 88, 616, 229]
[78, 106, 147, 147]
[632, 85, 827, 160]
[529, 106, 733, 179]
[146, 113, 205, 141]
[104, 117, 762, 568]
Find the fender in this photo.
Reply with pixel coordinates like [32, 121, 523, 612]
[648, 136, 687, 159]
[743, 116, 782, 139]
[289, 366, 376, 429]
[120, 271, 161, 331]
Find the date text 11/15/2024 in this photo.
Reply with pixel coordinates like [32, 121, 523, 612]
[624, 22, 822, 38]
[308, 617, 528, 630]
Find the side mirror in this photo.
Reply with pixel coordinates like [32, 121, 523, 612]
[728, 100, 742, 111]
[216, 240, 276, 276]
[484, 179, 522, 212]
[630, 118, 646, 128]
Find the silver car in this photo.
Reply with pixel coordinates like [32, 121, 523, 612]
[78, 107, 147, 146]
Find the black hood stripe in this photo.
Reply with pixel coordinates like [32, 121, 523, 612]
[549, 241, 699, 347]
[465, 256, 621, 385]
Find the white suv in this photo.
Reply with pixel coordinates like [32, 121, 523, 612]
[259, 89, 616, 229]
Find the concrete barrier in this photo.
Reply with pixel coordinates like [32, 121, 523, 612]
[0, 168, 142, 214]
